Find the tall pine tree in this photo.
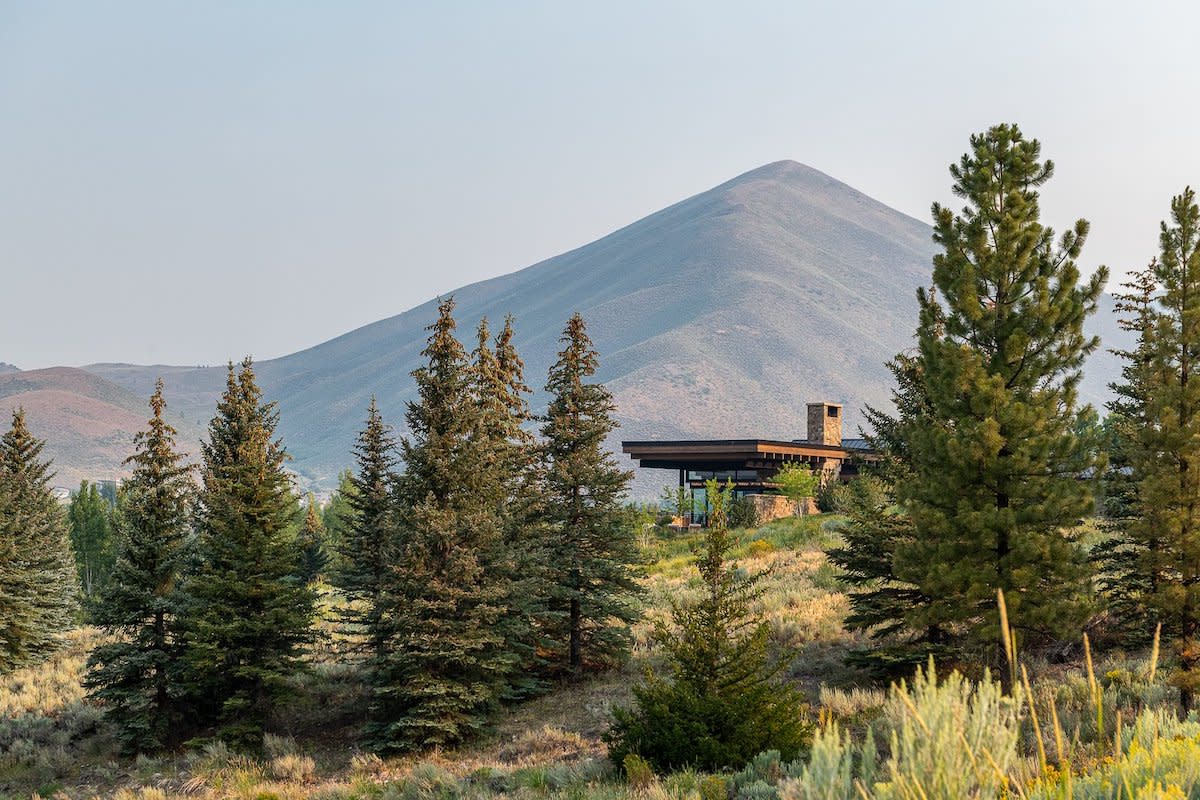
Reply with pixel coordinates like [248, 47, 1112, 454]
[369, 297, 518, 752]
[180, 358, 316, 749]
[87, 380, 193, 753]
[540, 313, 640, 675]
[893, 125, 1107, 663]
[0, 409, 77, 673]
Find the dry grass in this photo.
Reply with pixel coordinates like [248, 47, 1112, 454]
[0, 513, 870, 799]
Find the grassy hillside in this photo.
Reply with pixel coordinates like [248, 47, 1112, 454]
[2, 514, 1189, 799]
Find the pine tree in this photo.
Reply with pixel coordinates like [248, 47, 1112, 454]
[67, 479, 117, 609]
[894, 124, 1107, 663]
[605, 480, 810, 772]
[540, 313, 640, 675]
[86, 380, 193, 754]
[335, 398, 398, 660]
[0, 409, 77, 673]
[369, 297, 517, 752]
[180, 358, 316, 749]
[1113, 190, 1200, 710]
[297, 494, 329, 585]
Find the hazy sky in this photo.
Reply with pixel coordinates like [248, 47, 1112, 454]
[4, 1, 1199, 369]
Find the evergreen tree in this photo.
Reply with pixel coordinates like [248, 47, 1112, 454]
[67, 479, 117, 608]
[369, 297, 518, 752]
[180, 358, 316, 749]
[894, 125, 1107, 663]
[605, 480, 810, 772]
[297, 494, 329, 585]
[335, 398, 398, 659]
[470, 315, 546, 696]
[0, 409, 77, 673]
[828, 352, 947, 677]
[321, 469, 357, 574]
[1093, 266, 1162, 645]
[86, 380, 192, 753]
[1111, 190, 1200, 710]
[540, 313, 640, 675]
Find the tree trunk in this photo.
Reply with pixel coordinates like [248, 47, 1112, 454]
[569, 595, 582, 674]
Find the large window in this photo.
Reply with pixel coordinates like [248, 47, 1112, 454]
[686, 469, 759, 483]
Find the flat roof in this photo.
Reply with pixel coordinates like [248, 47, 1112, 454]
[622, 438, 875, 471]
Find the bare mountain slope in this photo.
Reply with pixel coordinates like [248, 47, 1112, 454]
[0, 368, 203, 488]
[86, 161, 1125, 488]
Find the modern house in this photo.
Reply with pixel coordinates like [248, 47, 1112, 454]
[621, 402, 875, 523]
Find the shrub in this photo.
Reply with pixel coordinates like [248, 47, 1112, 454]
[729, 750, 807, 800]
[1026, 708, 1200, 798]
[746, 539, 775, 559]
[622, 753, 656, 792]
[729, 496, 759, 530]
[778, 662, 1019, 800]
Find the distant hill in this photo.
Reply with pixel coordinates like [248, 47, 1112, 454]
[84, 161, 1128, 491]
[0, 363, 20, 374]
[0, 367, 203, 489]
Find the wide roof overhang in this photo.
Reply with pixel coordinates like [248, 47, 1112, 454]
[621, 438, 871, 471]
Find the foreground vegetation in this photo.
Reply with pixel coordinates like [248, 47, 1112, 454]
[4, 516, 1199, 799]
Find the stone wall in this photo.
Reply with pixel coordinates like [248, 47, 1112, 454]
[748, 493, 817, 524]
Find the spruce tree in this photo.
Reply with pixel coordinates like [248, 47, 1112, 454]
[180, 358, 316, 749]
[335, 398, 398, 660]
[606, 480, 809, 772]
[470, 315, 545, 695]
[369, 297, 517, 752]
[1093, 266, 1162, 645]
[86, 380, 193, 753]
[894, 125, 1107, 662]
[0, 409, 77, 673]
[1112, 190, 1200, 710]
[540, 313, 640, 675]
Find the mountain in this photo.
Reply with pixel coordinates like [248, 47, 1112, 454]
[0, 363, 20, 374]
[0, 367, 204, 489]
[84, 161, 1127, 491]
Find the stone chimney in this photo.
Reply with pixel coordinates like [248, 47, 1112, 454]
[807, 402, 842, 446]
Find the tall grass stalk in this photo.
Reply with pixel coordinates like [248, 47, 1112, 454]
[1148, 622, 1161, 683]
[1083, 633, 1102, 737]
[1021, 664, 1047, 775]
[998, 590, 1017, 691]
